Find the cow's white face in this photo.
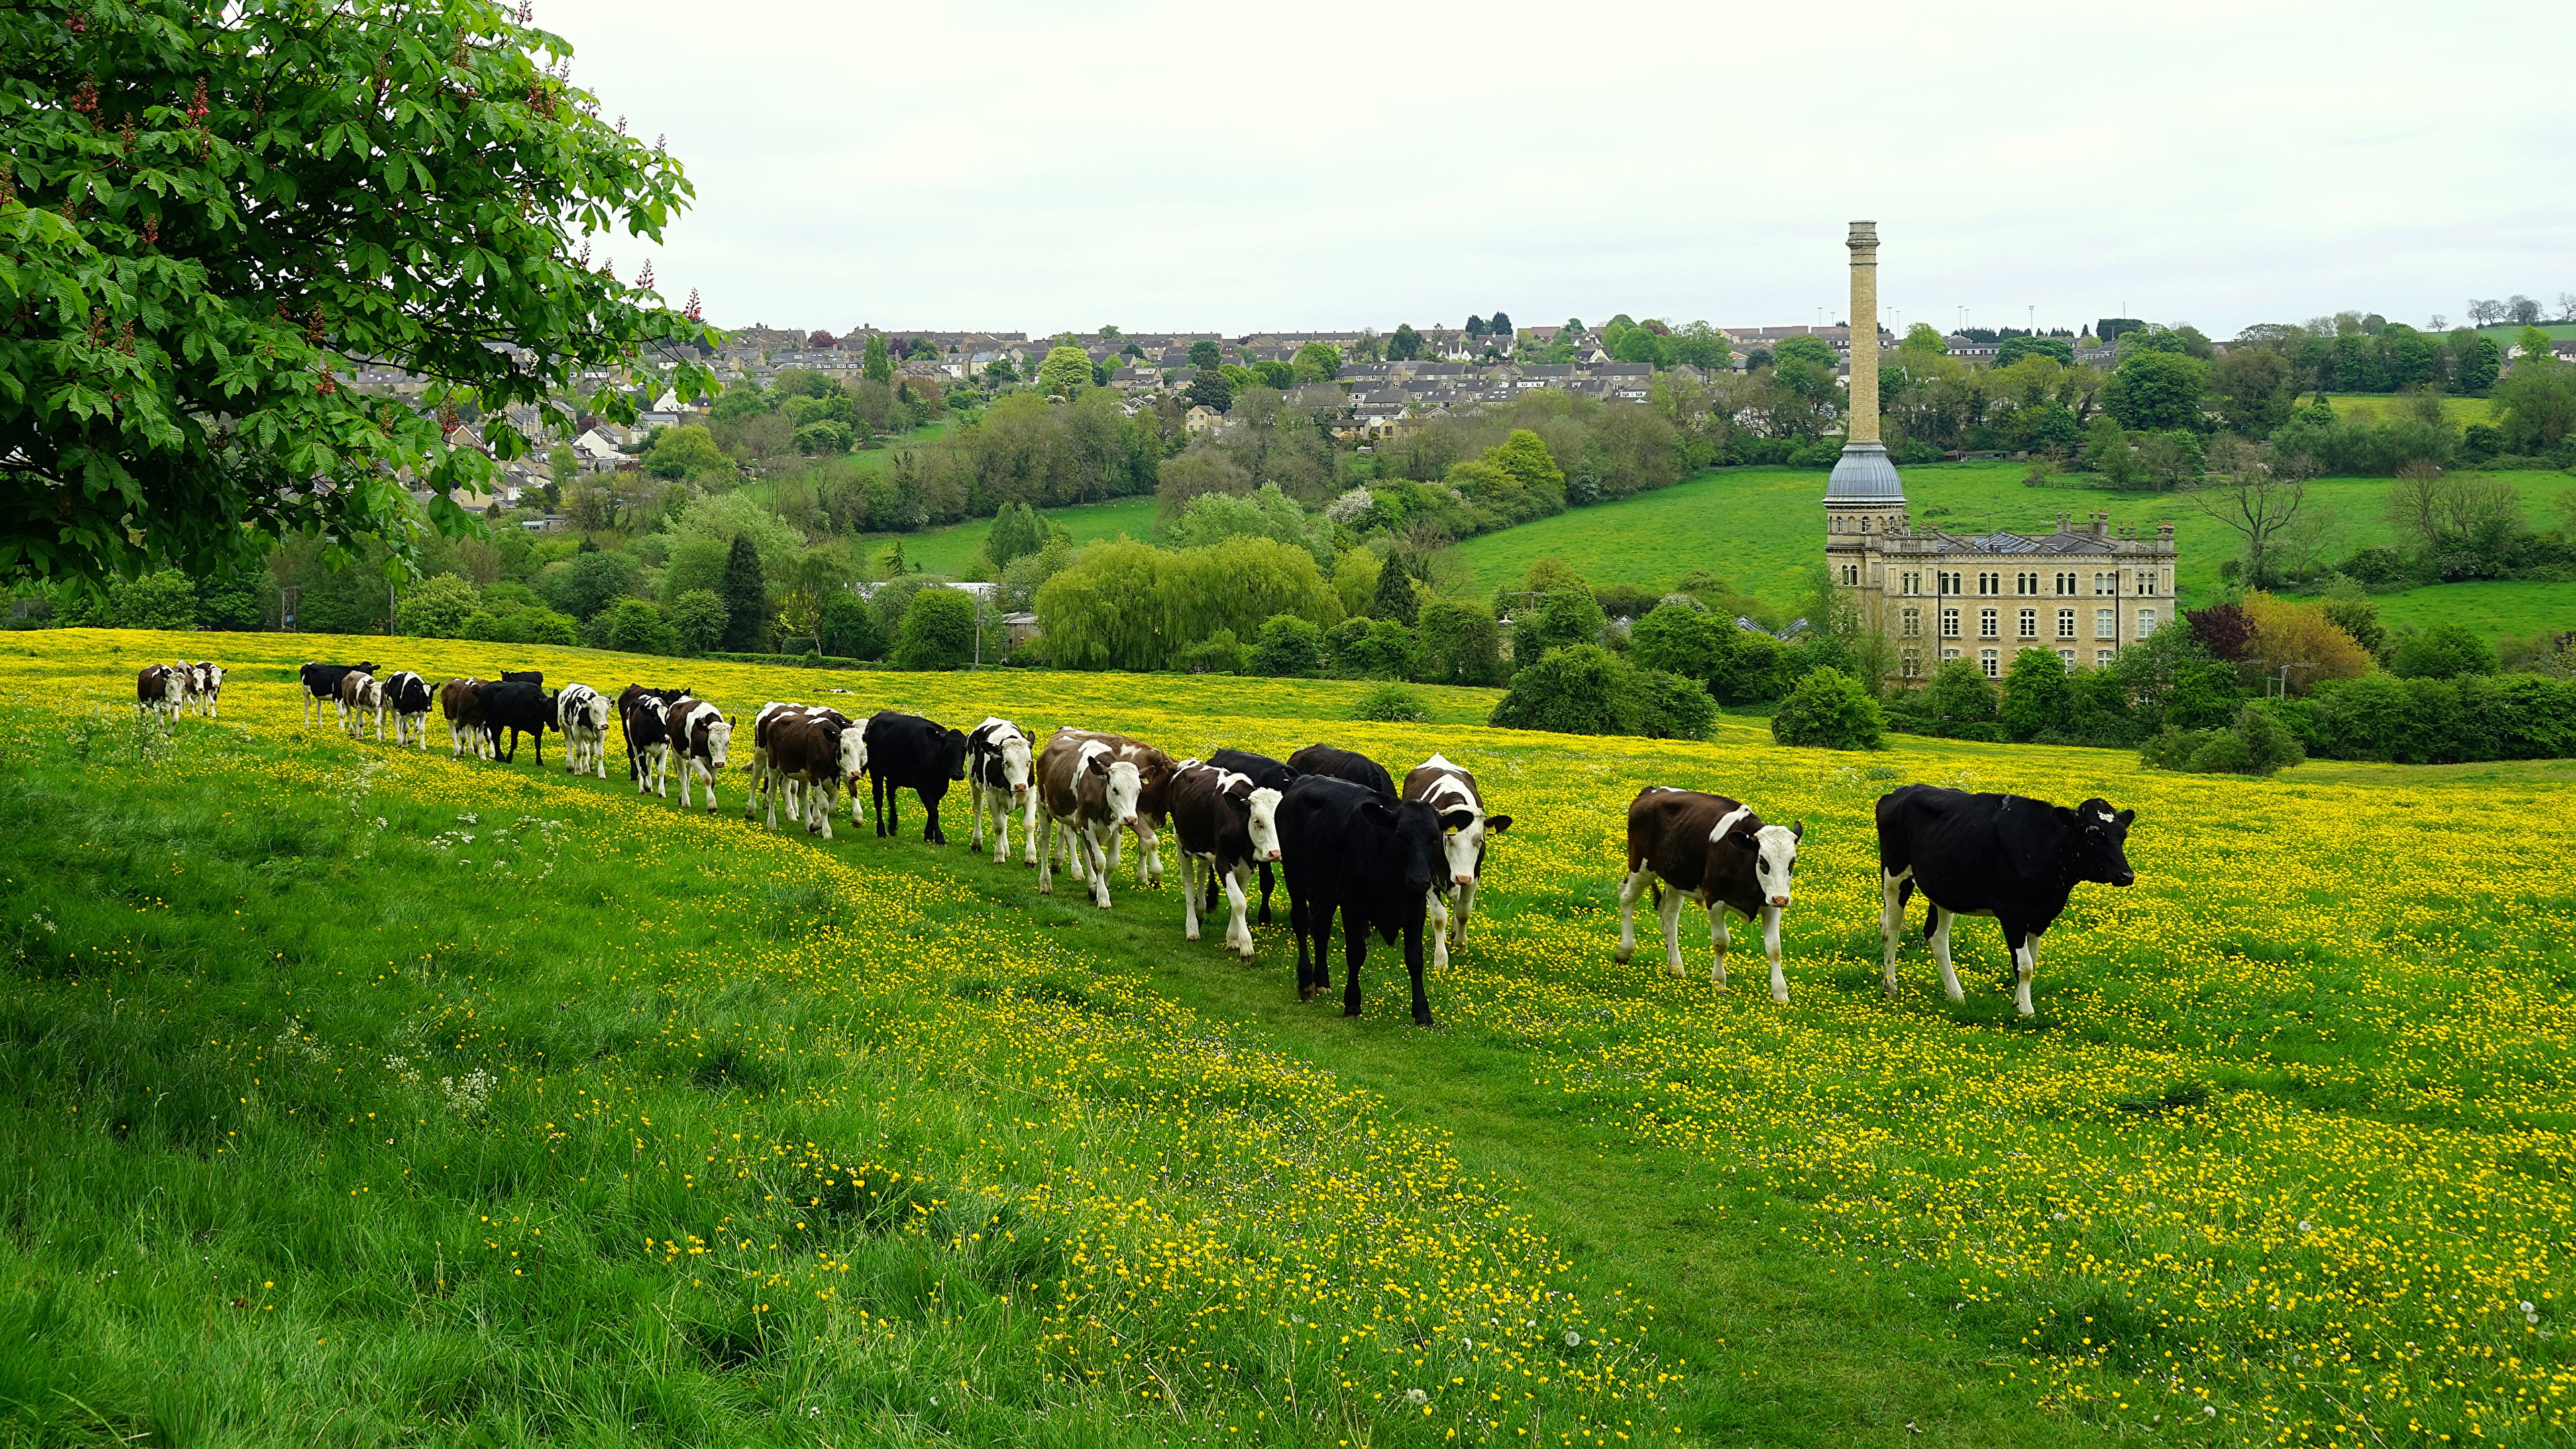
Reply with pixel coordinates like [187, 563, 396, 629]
[1104, 760, 1142, 829]
[1245, 786, 1283, 862]
[1417, 773, 1488, 888]
[837, 722, 867, 783]
[702, 715, 733, 767]
[1002, 732, 1032, 795]
[1752, 822, 1802, 908]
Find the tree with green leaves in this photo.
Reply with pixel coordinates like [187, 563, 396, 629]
[1386, 324, 1423, 362]
[1414, 600, 1502, 686]
[2104, 350, 2209, 431]
[983, 501, 1046, 568]
[718, 533, 768, 650]
[666, 588, 729, 653]
[1488, 311, 1511, 336]
[1769, 667, 1884, 750]
[2495, 344, 2576, 451]
[1187, 339, 1224, 371]
[1367, 555, 1418, 625]
[1290, 341, 1342, 383]
[1035, 344, 1091, 397]
[644, 425, 727, 480]
[1998, 648, 2075, 741]
[862, 332, 892, 386]
[2, 0, 712, 589]
[893, 586, 975, 669]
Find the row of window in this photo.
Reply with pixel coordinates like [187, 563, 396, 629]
[1886, 569, 2164, 598]
[1900, 606, 2158, 641]
[1901, 647, 2119, 678]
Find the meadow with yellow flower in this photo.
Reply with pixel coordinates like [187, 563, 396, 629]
[1, 628, 2567, 1447]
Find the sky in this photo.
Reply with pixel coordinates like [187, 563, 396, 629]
[552, 0, 2572, 340]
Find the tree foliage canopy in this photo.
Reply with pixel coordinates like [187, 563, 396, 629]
[1, 0, 714, 586]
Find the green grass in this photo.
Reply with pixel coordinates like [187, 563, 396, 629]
[868, 494, 1163, 578]
[1450, 460, 2576, 639]
[5, 631, 2571, 1446]
[2320, 393, 2493, 427]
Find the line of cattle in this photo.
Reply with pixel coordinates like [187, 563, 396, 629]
[154, 658, 2144, 1026]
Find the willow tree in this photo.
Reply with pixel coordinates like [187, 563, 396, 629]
[1, 0, 715, 585]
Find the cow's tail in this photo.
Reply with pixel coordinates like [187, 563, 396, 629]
[1921, 900, 1939, 941]
[1648, 879, 1663, 911]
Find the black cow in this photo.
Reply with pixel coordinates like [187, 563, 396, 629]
[1876, 785, 2137, 1018]
[1206, 748, 1299, 923]
[1277, 775, 1469, 1026]
[299, 660, 378, 727]
[863, 711, 969, 843]
[1287, 743, 1395, 798]
[501, 669, 543, 686]
[479, 680, 556, 765]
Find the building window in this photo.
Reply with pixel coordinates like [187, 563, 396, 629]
[1901, 606, 1921, 638]
[1980, 648, 2000, 678]
[1901, 649, 1921, 679]
[2016, 572, 2040, 596]
[1941, 608, 1962, 638]
[1978, 572, 2000, 596]
[2094, 572, 2117, 596]
[2135, 570, 2155, 596]
[1901, 571, 1921, 596]
[2018, 608, 2038, 639]
[2096, 649, 2115, 667]
[2057, 647, 2076, 665]
[1937, 571, 1962, 596]
[2055, 571, 2078, 596]
[1839, 564, 1860, 586]
[2057, 608, 2077, 639]
[2095, 608, 2116, 639]
[2138, 607, 2157, 637]
[1942, 647, 1961, 661]
[1979, 607, 1999, 639]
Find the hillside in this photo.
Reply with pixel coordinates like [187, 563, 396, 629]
[3, 629, 2569, 1446]
[871, 494, 1162, 578]
[1450, 461, 2575, 639]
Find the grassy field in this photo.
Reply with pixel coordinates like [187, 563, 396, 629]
[1450, 462, 2575, 640]
[2320, 393, 2493, 427]
[871, 494, 1163, 578]
[4, 630, 2572, 1446]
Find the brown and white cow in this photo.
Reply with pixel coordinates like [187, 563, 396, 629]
[1614, 787, 1805, 1004]
[1167, 760, 1284, 959]
[337, 669, 387, 741]
[1050, 729, 1175, 888]
[744, 702, 810, 828]
[764, 708, 867, 839]
[663, 697, 733, 813]
[1401, 753, 1513, 970]
[440, 678, 491, 759]
[301, 661, 377, 727]
[136, 664, 177, 722]
[1036, 732, 1142, 910]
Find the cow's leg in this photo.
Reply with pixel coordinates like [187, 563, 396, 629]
[1929, 907, 1965, 1005]
[1656, 883, 1688, 977]
[989, 791, 1012, 864]
[924, 793, 943, 845]
[1224, 866, 1253, 959]
[1085, 828, 1113, 910]
[1454, 877, 1477, 950]
[1256, 860, 1275, 925]
[1879, 869, 1909, 1000]
[812, 780, 835, 840]
[1705, 902, 1731, 989]
[1340, 913, 1371, 1018]
[1403, 914, 1434, 1027]
[699, 761, 718, 814]
[1426, 890, 1451, 971]
[1036, 818, 1057, 896]
[1761, 904, 1789, 1005]
[870, 774, 888, 838]
[968, 782, 987, 853]
[594, 734, 608, 779]
[1289, 892, 1313, 998]
[2010, 927, 2039, 1018]
[1297, 896, 1333, 1002]
[1613, 867, 1652, 964]
[1134, 820, 1161, 888]
[761, 768, 780, 830]
[1179, 853, 1202, 941]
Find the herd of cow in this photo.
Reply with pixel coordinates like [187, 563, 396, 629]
[138, 657, 2143, 1026]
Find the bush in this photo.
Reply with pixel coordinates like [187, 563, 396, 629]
[1248, 614, 1325, 678]
[1414, 600, 1503, 686]
[2140, 702, 2307, 777]
[2389, 622, 2500, 680]
[817, 592, 884, 661]
[1334, 619, 1417, 680]
[667, 588, 731, 653]
[396, 574, 481, 638]
[1509, 588, 1607, 662]
[2305, 671, 2576, 762]
[1627, 666, 1718, 741]
[1486, 644, 1712, 740]
[464, 605, 581, 647]
[1769, 667, 1886, 750]
[1178, 629, 1246, 676]
[545, 549, 643, 621]
[587, 598, 683, 655]
[892, 587, 977, 670]
[1351, 684, 1429, 723]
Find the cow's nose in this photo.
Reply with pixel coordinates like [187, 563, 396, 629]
[1768, 894, 1791, 908]
[2115, 871, 2137, 888]
[1453, 873, 1474, 888]
[1266, 849, 1282, 861]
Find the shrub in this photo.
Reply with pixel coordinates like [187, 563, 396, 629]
[816, 592, 883, 661]
[1998, 648, 2074, 741]
[1335, 619, 1417, 680]
[667, 588, 731, 653]
[2141, 702, 2307, 777]
[1414, 601, 1503, 686]
[2390, 622, 2500, 680]
[1351, 684, 1428, 723]
[1770, 667, 1886, 750]
[1921, 657, 1999, 723]
[1178, 629, 1246, 676]
[1486, 645, 1713, 740]
[892, 587, 977, 670]
[1627, 666, 1718, 741]
[545, 549, 643, 621]
[1509, 588, 1606, 662]
[1248, 615, 1325, 678]
[588, 598, 682, 656]
[396, 574, 481, 639]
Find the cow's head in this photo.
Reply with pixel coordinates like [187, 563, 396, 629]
[1744, 818, 1805, 909]
[1245, 786, 1285, 863]
[1436, 807, 1513, 892]
[1000, 730, 1033, 797]
[942, 727, 971, 781]
[701, 712, 734, 769]
[578, 690, 610, 731]
[1368, 799, 1464, 896]
[2072, 799, 2136, 888]
[1103, 758, 1142, 829]
[835, 719, 867, 785]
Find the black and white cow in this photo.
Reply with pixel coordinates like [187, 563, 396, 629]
[382, 672, 433, 748]
[764, 707, 865, 838]
[136, 664, 177, 722]
[965, 717, 1036, 865]
[1401, 753, 1513, 969]
[478, 680, 554, 765]
[1206, 749, 1299, 924]
[336, 669, 386, 741]
[1167, 761, 1284, 959]
[1277, 774, 1466, 1027]
[863, 711, 969, 844]
[1876, 785, 2137, 1018]
[1287, 743, 1396, 798]
[744, 702, 806, 826]
[616, 684, 691, 783]
[555, 684, 611, 777]
[623, 692, 674, 798]
[300, 661, 377, 727]
[185, 660, 225, 717]
[1615, 787, 1805, 1003]
[1034, 732, 1142, 909]
[663, 697, 733, 812]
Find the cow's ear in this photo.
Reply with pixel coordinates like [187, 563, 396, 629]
[1485, 814, 1513, 833]
[2114, 808, 2135, 828]
[1085, 754, 1109, 776]
[1360, 800, 1397, 829]
[1726, 826, 1760, 850]
[1440, 808, 1477, 834]
[1790, 819, 1806, 841]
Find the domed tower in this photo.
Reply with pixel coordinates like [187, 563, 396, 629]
[1825, 221, 1907, 610]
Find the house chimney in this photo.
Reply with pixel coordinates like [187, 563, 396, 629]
[1845, 221, 1880, 445]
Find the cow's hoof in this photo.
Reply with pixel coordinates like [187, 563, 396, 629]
[1413, 1014, 1436, 1029]
[1611, 947, 1631, 965]
[1185, 928, 1200, 942]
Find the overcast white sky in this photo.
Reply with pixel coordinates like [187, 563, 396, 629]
[553, 0, 2571, 339]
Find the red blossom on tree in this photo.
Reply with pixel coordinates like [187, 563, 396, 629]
[809, 329, 836, 349]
